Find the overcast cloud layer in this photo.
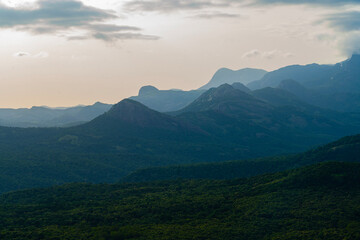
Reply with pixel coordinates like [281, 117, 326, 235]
[0, 0, 158, 41]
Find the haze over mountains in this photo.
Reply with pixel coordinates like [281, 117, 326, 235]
[130, 54, 360, 113]
[0, 55, 360, 239]
[0, 55, 359, 194]
[2, 54, 360, 127]
[0, 102, 112, 128]
[1, 81, 360, 193]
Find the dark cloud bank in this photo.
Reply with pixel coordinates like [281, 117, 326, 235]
[0, 0, 158, 41]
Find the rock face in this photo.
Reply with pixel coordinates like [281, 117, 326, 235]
[138, 85, 159, 96]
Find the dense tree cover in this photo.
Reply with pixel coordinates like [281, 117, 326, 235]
[0, 162, 359, 239]
[123, 133, 360, 182]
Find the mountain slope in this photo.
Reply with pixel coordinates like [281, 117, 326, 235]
[123, 133, 360, 182]
[1, 162, 359, 240]
[248, 54, 360, 92]
[0, 85, 360, 194]
[247, 63, 334, 90]
[200, 67, 267, 89]
[278, 79, 360, 112]
[176, 84, 360, 147]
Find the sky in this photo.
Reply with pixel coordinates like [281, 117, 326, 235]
[0, 0, 360, 108]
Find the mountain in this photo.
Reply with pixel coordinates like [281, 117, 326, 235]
[0, 84, 360, 194]
[199, 67, 267, 90]
[231, 82, 252, 93]
[1, 161, 359, 239]
[247, 63, 334, 90]
[248, 54, 360, 95]
[177, 84, 272, 116]
[0, 102, 112, 128]
[130, 85, 205, 112]
[176, 84, 360, 147]
[252, 86, 309, 108]
[123, 133, 360, 182]
[278, 79, 360, 112]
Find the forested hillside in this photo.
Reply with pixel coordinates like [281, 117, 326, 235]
[0, 162, 359, 240]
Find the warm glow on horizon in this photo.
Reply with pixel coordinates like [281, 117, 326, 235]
[0, 0, 358, 108]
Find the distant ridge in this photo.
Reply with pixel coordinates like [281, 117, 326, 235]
[130, 86, 205, 112]
[200, 68, 267, 90]
[0, 102, 112, 128]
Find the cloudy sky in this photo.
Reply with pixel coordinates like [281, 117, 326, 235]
[0, 0, 359, 108]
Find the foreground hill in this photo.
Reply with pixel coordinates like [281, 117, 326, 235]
[0, 162, 359, 239]
[123, 133, 360, 182]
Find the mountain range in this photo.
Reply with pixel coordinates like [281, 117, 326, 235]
[0, 55, 360, 239]
[0, 82, 360, 193]
[130, 54, 360, 113]
[248, 54, 360, 112]
[0, 102, 112, 128]
[2, 54, 360, 126]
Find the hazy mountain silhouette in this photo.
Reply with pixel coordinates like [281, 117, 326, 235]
[0, 102, 112, 128]
[199, 68, 267, 90]
[247, 54, 360, 112]
[130, 85, 205, 112]
[231, 82, 252, 93]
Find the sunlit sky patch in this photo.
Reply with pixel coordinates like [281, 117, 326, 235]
[0, 0, 359, 108]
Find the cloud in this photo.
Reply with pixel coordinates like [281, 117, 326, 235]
[13, 52, 31, 57]
[242, 49, 261, 58]
[124, 0, 360, 13]
[191, 11, 241, 19]
[13, 51, 49, 58]
[0, 0, 158, 41]
[242, 49, 295, 59]
[248, 0, 360, 6]
[262, 49, 278, 59]
[322, 11, 360, 32]
[33, 51, 49, 58]
[124, 0, 226, 13]
[339, 32, 360, 56]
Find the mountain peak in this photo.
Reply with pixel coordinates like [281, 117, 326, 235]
[199, 68, 267, 90]
[178, 84, 271, 115]
[106, 99, 151, 119]
[138, 85, 159, 96]
[89, 98, 187, 131]
[203, 84, 250, 101]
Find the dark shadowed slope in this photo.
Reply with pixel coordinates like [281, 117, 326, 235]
[123, 133, 360, 182]
[278, 79, 360, 112]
